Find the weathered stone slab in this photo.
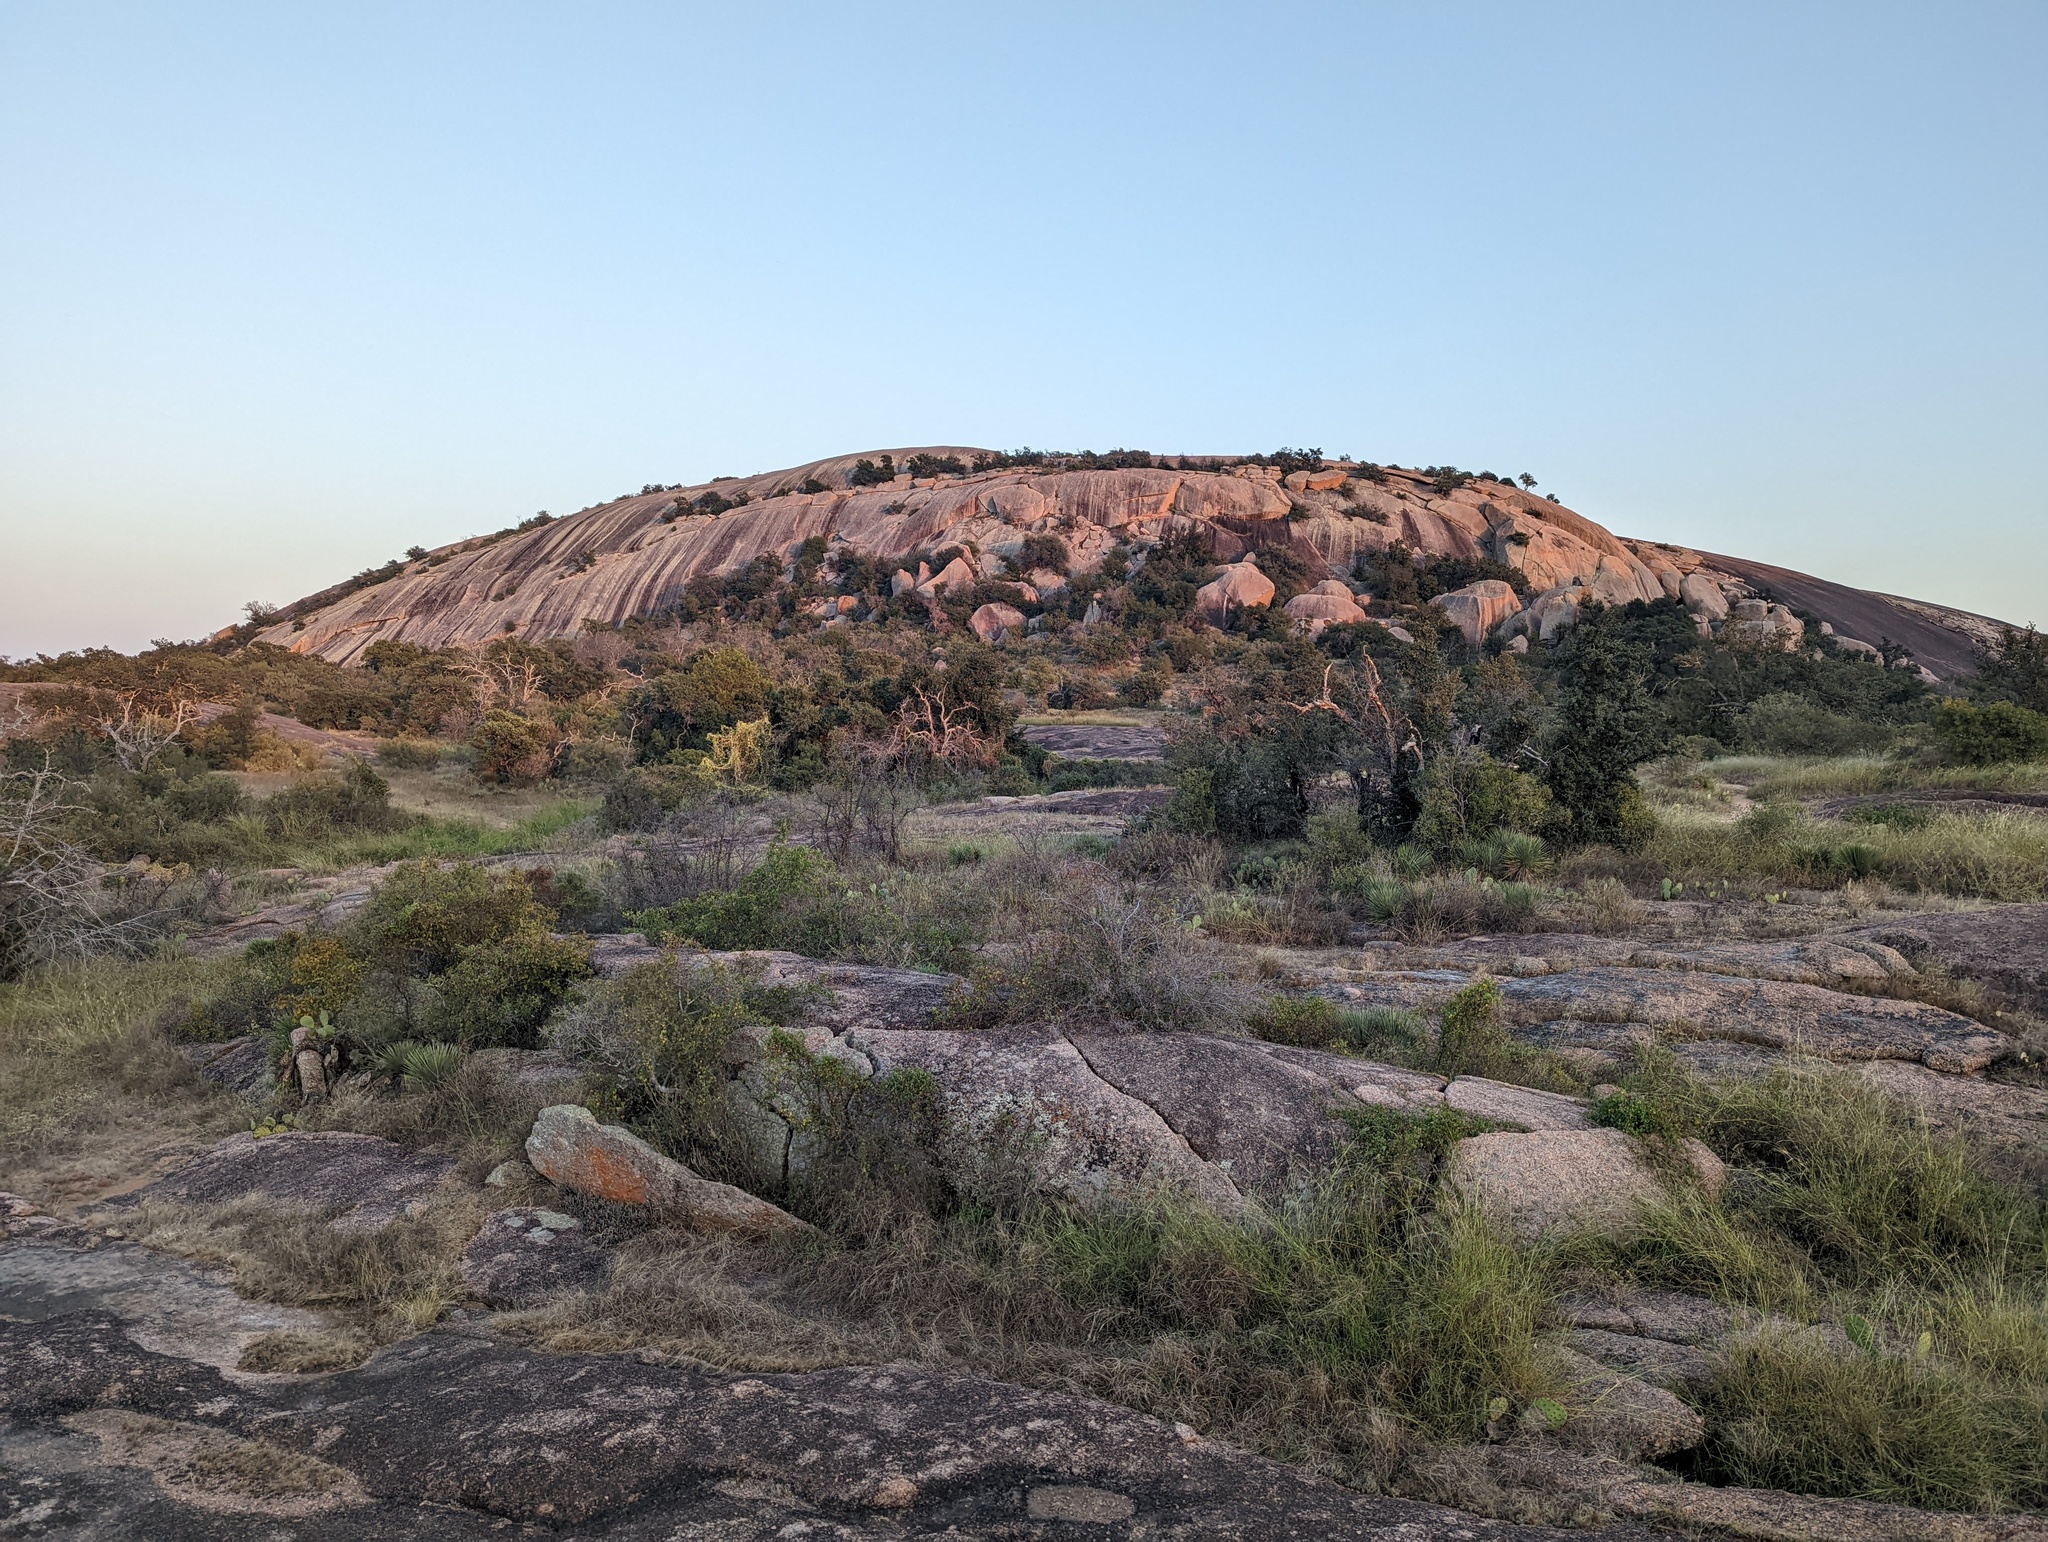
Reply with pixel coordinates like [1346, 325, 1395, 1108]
[121, 1132, 454, 1232]
[525, 1105, 807, 1236]
[458, 1206, 614, 1307]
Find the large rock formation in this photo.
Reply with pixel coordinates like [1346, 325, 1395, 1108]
[250, 447, 2012, 675]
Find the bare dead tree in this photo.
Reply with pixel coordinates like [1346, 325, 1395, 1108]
[85, 688, 204, 772]
[890, 686, 997, 771]
[810, 733, 917, 864]
[452, 639, 547, 714]
[0, 752, 169, 975]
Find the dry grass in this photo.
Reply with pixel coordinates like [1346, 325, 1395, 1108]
[133, 1189, 493, 1349]
[0, 954, 245, 1207]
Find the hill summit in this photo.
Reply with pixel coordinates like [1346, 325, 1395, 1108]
[253, 447, 2006, 678]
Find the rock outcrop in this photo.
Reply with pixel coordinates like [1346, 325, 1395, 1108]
[118, 1131, 455, 1233]
[0, 1310, 1636, 1538]
[1446, 1128, 1725, 1242]
[1432, 578, 1522, 647]
[241, 446, 2010, 676]
[525, 1104, 808, 1235]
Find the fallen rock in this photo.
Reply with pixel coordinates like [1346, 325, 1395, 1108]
[1679, 572, 1729, 620]
[1282, 589, 1368, 632]
[458, 1206, 615, 1308]
[1431, 579, 1522, 647]
[969, 601, 1026, 642]
[1564, 1327, 1714, 1390]
[525, 1104, 808, 1236]
[120, 1132, 455, 1232]
[1442, 1075, 1592, 1131]
[1539, 1345, 1705, 1459]
[1445, 1128, 1724, 1241]
[1192, 559, 1276, 621]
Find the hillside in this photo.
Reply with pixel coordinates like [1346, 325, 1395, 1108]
[253, 448, 2010, 679]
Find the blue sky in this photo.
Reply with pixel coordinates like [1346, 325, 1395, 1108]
[2, 1, 2042, 656]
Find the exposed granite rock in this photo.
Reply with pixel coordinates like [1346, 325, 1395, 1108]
[1847, 904, 2048, 1014]
[1541, 1345, 1704, 1459]
[457, 1206, 615, 1308]
[1442, 1076, 1592, 1131]
[969, 601, 1026, 642]
[1326, 967, 2014, 1073]
[1066, 1031, 1358, 1193]
[849, 1027, 1246, 1208]
[0, 1236, 327, 1375]
[1432, 579, 1522, 647]
[178, 1034, 276, 1098]
[1193, 559, 1277, 621]
[1445, 1130, 1724, 1242]
[1015, 722, 1168, 762]
[116, 1131, 455, 1232]
[0, 1312, 1639, 1539]
[525, 1105, 808, 1236]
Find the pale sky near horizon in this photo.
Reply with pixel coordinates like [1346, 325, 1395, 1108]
[2, 2, 2043, 658]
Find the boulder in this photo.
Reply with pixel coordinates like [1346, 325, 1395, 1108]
[1444, 1128, 1724, 1241]
[1441, 1076, 1592, 1131]
[458, 1206, 615, 1308]
[1282, 590, 1368, 633]
[525, 1104, 808, 1235]
[848, 1028, 1245, 1209]
[968, 602, 1026, 643]
[1066, 1032, 1357, 1194]
[918, 555, 977, 597]
[1679, 572, 1728, 620]
[180, 1035, 276, 1099]
[1431, 580, 1521, 647]
[1539, 1346, 1706, 1460]
[1283, 468, 1350, 492]
[1192, 560, 1276, 621]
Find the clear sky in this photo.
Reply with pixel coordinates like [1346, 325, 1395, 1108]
[2, 2, 2043, 657]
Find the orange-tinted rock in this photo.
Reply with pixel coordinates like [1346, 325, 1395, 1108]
[250, 451, 1684, 663]
[1282, 591, 1368, 632]
[970, 603, 1026, 642]
[525, 1104, 806, 1235]
[1431, 579, 1521, 646]
[1193, 561, 1276, 621]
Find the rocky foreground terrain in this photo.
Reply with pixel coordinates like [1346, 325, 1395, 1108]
[5, 778, 2046, 1540]
[252, 448, 2006, 678]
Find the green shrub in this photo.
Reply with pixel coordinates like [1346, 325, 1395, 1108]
[551, 955, 808, 1184]
[631, 842, 977, 970]
[1694, 1324, 2048, 1511]
[1934, 699, 2048, 767]
[1433, 978, 1506, 1078]
[1737, 693, 1894, 756]
[1337, 1005, 1426, 1057]
[374, 738, 445, 769]
[1590, 1089, 1668, 1136]
[1248, 995, 1340, 1048]
[471, 711, 557, 785]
